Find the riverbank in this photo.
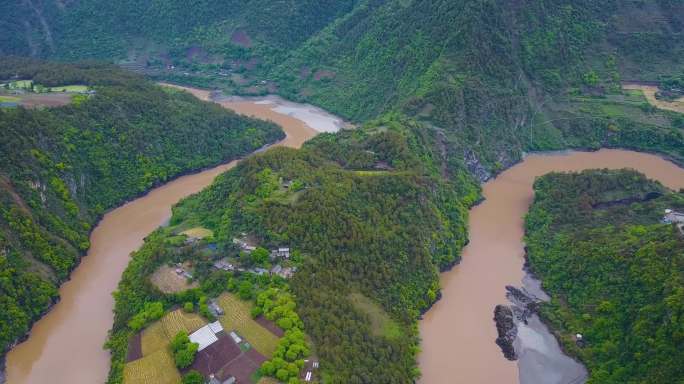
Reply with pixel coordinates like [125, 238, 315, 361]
[4, 85, 342, 384]
[418, 148, 684, 384]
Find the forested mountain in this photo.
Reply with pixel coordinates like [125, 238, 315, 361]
[0, 57, 283, 358]
[2, 0, 683, 173]
[0, 0, 358, 61]
[525, 170, 684, 383]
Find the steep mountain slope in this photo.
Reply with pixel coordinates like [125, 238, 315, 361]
[0, 57, 283, 357]
[273, 0, 684, 171]
[0, 0, 358, 61]
[2, 1, 683, 174]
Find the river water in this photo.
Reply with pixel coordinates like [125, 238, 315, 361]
[4, 85, 341, 384]
[418, 149, 684, 384]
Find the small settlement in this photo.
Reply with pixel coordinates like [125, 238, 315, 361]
[124, 293, 311, 384]
[216, 234, 296, 278]
[663, 209, 684, 233]
[0, 79, 94, 108]
[133, 227, 312, 384]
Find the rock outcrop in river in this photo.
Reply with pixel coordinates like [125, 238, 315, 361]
[495, 272, 588, 384]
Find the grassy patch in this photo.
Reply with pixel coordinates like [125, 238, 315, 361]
[150, 265, 199, 294]
[349, 293, 402, 340]
[180, 227, 214, 239]
[47, 84, 89, 93]
[0, 95, 20, 102]
[217, 293, 280, 357]
[7, 80, 33, 89]
[123, 348, 181, 384]
[352, 170, 395, 176]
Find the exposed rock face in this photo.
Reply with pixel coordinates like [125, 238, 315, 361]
[464, 149, 491, 182]
[494, 305, 517, 360]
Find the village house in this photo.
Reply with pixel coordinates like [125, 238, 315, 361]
[270, 264, 296, 279]
[209, 299, 224, 317]
[229, 331, 242, 344]
[270, 247, 290, 259]
[213, 259, 235, 271]
[250, 267, 269, 276]
[663, 209, 684, 233]
[189, 321, 224, 351]
[175, 266, 193, 279]
[233, 237, 256, 253]
[208, 375, 235, 384]
[663, 209, 684, 224]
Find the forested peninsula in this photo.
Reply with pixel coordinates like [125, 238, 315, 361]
[525, 170, 684, 383]
[0, 57, 283, 359]
[106, 116, 480, 383]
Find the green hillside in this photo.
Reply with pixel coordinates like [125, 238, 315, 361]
[525, 170, 684, 383]
[107, 117, 480, 383]
[0, 57, 283, 357]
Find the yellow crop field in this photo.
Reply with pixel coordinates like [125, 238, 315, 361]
[141, 321, 169, 356]
[123, 349, 181, 384]
[161, 309, 205, 337]
[217, 293, 280, 357]
[140, 309, 206, 356]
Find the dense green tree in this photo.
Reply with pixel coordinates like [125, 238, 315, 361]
[182, 370, 204, 384]
[525, 170, 684, 383]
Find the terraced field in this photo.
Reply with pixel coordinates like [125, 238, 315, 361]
[141, 309, 206, 355]
[124, 310, 207, 383]
[123, 349, 180, 384]
[217, 293, 280, 357]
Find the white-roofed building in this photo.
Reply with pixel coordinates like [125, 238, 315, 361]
[229, 331, 242, 344]
[189, 324, 219, 351]
[208, 321, 224, 334]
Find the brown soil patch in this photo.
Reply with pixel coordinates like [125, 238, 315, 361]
[255, 317, 284, 337]
[221, 353, 261, 383]
[314, 70, 336, 81]
[126, 332, 143, 362]
[20, 93, 72, 108]
[231, 30, 253, 48]
[0, 175, 32, 216]
[244, 348, 267, 366]
[190, 335, 241, 377]
[149, 265, 199, 293]
[623, 83, 684, 114]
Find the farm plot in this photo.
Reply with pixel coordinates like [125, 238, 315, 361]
[123, 348, 181, 384]
[217, 293, 280, 357]
[141, 309, 205, 355]
[150, 265, 199, 293]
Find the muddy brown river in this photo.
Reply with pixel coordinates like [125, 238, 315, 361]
[418, 149, 684, 384]
[4, 85, 339, 384]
